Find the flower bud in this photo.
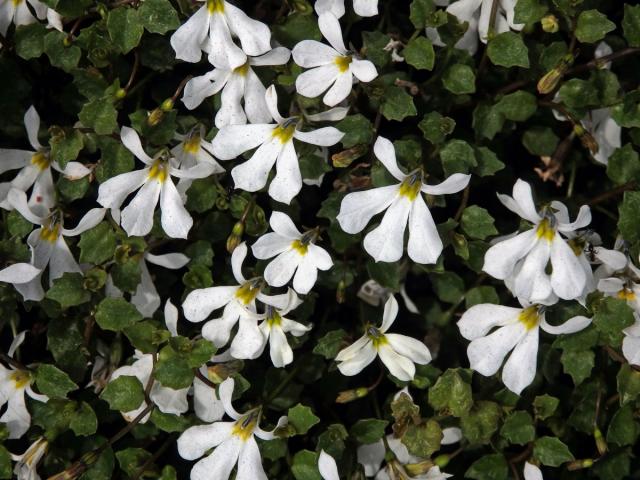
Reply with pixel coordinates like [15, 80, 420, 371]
[574, 124, 599, 155]
[227, 221, 245, 253]
[292, 0, 312, 14]
[594, 427, 607, 455]
[332, 144, 368, 168]
[405, 460, 435, 476]
[336, 279, 347, 304]
[160, 98, 174, 112]
[567, 458, 594, 471]
[336, 387, 369, 403]
[541, 14, 559, 33]
[434, 454, 450, 468]
[115, 88, 127, 99]
[147, 108, 164, 127]
[63, 36, 73, 47]
[537, 53, 574, 94]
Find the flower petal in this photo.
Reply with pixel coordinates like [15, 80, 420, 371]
[232, 139, 281, 192]
[223, 2, 271, 57]
[230, 315, 265, 360]
[49, 237, 82, 282]
[243, 69, 271, 124]
[190, 437, 241, 480]
[350, 58, 378, 82]
[502, 326, 539, 394]
[318, 450, 340, 480]
[385, 333, 432, 364]
[231, 242, 248, 284]
[378, 343, 416, 381]
[353, 0, 378, 16]
[322, 70, 353, 107]
[523, 462, 543, 480]
[467, 322, 525, 377]
[337, 341, 377, 376]
[337, 185, 398, 234]
[0, 263, 41, 285]
[292, 257, 318, 295]
[407, 194, 443, 264]
[421, 173, 471, 195]
[252, 232, 292, 259]
[160, 179, 193, 239]
[145, 252, 190, 269]
[97, 169, 149, 210]
[216, 74, 247, 128]
[170, 5, 209, 62]
[293, 126, 344, 147]
[264, 249, 301, 287]
[318, 12, 347, 54]
[373, 136, 406, 181]
[483, 229, 537, 280]
[236, 437, 268, 480]
[269, 325, 293, 368]
[363, 197, 411, 262]
[540, 315, 592, 335]
[177, 422, 234, 460]
[183, 286, 239, 322]
[61, 208, 106, 236]
[458, 304, 521, 340]
[296, 65, 340, 99]
[211, 125, 275, 160]
[513, 239, 553, 303]
[207, 11, 247, 69]
[121, 180, 161, 237]
[550, 234, 587, 300]
[182, 69, 228, 110]
[269, 140, 302, 204]
[121, 127, 154, 165]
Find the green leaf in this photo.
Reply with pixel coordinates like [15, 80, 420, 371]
[138, 0, 180, 34]
[313, 329, 347, 359]
[623, 4, 640, 47]
[291, 450, 321, 480]
[186, 178, 218, 213]
[523, 127, 559, 156]
[8, 210, 34, 238]
[70, 401, 98, 436]
[96, 137, 134, 181]
[79, 97, 119, 135]
[474, 146, 504, 177]
[592, 297, 635, 346]
[101, 376, 145, 411]
[367, 260, 402, 290]
[418, 111, 456, 145]
[617, 364, 640, 405]
[46, 272, 91, 308]
[350, 419, 388, 444]
[402, 420, 442, 457]
[558, 78, 599, 109]
[607, 404, 639, 446]
[380, 86, 417, 121]
[14, 23, 47, 60]
[35, 364, 78, 399]
[79, 222, 117, 264]
[607, 144, 640, 185]
[560, 349, 595, 385]
[461, 401, 502, 444]
[403, 36, 435, 71]
[461, 206, 498, 240]
[514, 0, 549, 23]
[336, 114, 374, 148]
[428, 368, 473, 417]
[575, 10, 616, 44]
[116, 448, 152, 477]
[49, 129, 84, 169]
[44, 31, 81, 71]
[442, 64, 476, 94]
[431, 271, 465, 303]
[465, 454, 509, 480]
[533, 436, 574, 466]
[487, 32, 530, 68]
[107, 7, 144, 53]
[465, 286, 500, 308]
[533, 394, 559, 420]
[154, 346, 194, 389]
[361, 31, 391, 68]
[500, 411, 535, 445]
[288, 404, 320, 435]
[410, 0, 436, 29]
[273, 12, 322, 48]
[440, 139, 477, 176]
[0, 445, 11, 479]
[494, 90, 537, 122]
[95, 298, 143, 331]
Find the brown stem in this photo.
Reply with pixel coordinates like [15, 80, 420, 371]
[604, 345, 640, 372]
[131, 434, 176, 480]
[194, 368, 217, 389]
[567, 47, 640, 76]
[124, 50, 140, 92]
[453, 185, 470, 222]
[0, 352, 29, 372]
[171, 75, 193, 103]
[588, 182, 636, 206]
[478, 0, 500, 74]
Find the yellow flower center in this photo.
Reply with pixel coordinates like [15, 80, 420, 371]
[232, 410, 259, 441]
[183, 134, 201, 154]
[617, 288, 636, 301]
[568, 238, 585, 257]
[266, 307, 282, 328]
[272, 123, 296, 144]
[235, 280, 262, 305]
[398, 175, 421, 201]
[207, 0, 224, 13]
[11, 370, 31, 389]
[148, 160, 168, 183]
[518, 306, 540, 331]
[291, 239, 308, 255]
[31, 151, 51, 171]
[367, 326, 388, 349]
[335, 55, 352, 73]
[39, 221, 61, 243]
[12, 0, 23, 5]
[536, 218, 555, 242]
[234, 62, 250, 77]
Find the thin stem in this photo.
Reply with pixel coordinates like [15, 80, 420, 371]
[478, 0, 500, 74]
[588, 182, 636, 206]
[454, 186, 470, 222]
[124, 50, 140, 92]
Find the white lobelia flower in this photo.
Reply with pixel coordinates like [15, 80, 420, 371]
[315, 0, 379, 18]
[0, 106, 91, 212]
[293, 12, 378, 107]
[106, 251, 190, 318]
[169, 0, 271, 68]
[177, 377, 286, 480]
[458, 303, 592, 394]
[182, 47, 291, 128]
[426, 0, 523, 55]
[108, 300, 190, 423]
[10, 436, 48, 480]
[337, 136, 470, 264]
[319, 450, 340, 480]
[4, 188, 105, 302]
[0, 0, 62, 37]
[182, 242, 286, 359]
[0, 332, 48, 439]
[252, 212, 333, 294]
[255, 289, 311, 368]
[210, 85, 344, 204]
[524, 462, 543, 480]
[97, 126, 215, 239]
[483, 179, 592, 303]
[336, 295, 432, 381]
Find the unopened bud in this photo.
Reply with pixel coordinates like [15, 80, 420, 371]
[336, 387, 369, 403]
[63, 36, 73, 47]
[227, 222, 244, 253]
[292, 0, 312, 14]
[574, 124, 599, 155]
[147, 108, 164, 126]
[161, 98, 174, 112]
[405, 460, 435, 476]
[434, 454, 450, 468]
[541, 14, 559, 33]
[594, 427, 607, 455]
[232, 221, 244, 236]
[567, 458, 594, 471]
[115, 88, 127, 99]
[537, 53, 575, 94]
[336, 279, 347, 304]
[332, 144, 368, 168]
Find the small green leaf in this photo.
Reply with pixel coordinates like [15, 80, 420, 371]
[313, 329, 347, 359]
[35, 364, 78, 399]
[575, 10, 616, 44]
[403, 36, 435, 70]
[500, 411, 536, 445]
[410, 0, 436, 29]
[461, 206, 498, 240]
[533, 394, 559, 420]
[606, 405, 639, 446]
[79, 97, 119, 135]
[107, 7, 144, 54]
[14, 23, 47, 60]
[49, 129, 84, 169]
[46, 272, 91, 309]
[288, 404, 320, 435]
[440, 139, 477, 176]
[592, 297, 635, 346]
[428, 368, 473, 417]
[514, 0, 548, 23]
[380, 86, 417, 121]
[461, 401, 502, 444]
[487, 32, 530, 68]
[138, 0, 180, 34]
[494, 90, 537, 122]
[291, 450, 321, 480]
[336, 114, 374, 148]
[95, 298, 143, 331]
[70, 401, 98, 436]
[560, 349, 595, 385]
[533, 436, 574, 466]
[623, 4, 640, 47]
[607, 144, 640, 185]
[617, 364, 640, 405]
[350, 418, 388, 444]
[442, 64, 476, 94]
[154, 346, 194, 389]
[79, 222, 117, 265]
[44, 31, 81, 71]
[418, 111, 456, 145]
[402, 420, 442, 457]
[101, 376, 145, 411]
[465, 454, 509, 480]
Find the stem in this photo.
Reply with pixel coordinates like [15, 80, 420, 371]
[453, 186, 470, 222]
[131, 434, 176, 480]
[588, 182, 636, 206]
[124, 50, 140, 92]
[171, 75, 193, 103]
[0, 352, 29, 372]
[194, 368, 217, 389]
[477, 0, 500, 74]
[264, 363, 303, 405]
[567, 47, 640, 76]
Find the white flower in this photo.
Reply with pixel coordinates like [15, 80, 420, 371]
[458, 303, 592, 394]
[97, 127, 215, 238]
[337, 136, 470, 263]
[426, 0, 524, 55]
[10, 437, 48, 480]
[106, 251, 190, 318]
[3, 189, 105, 301]
[0, 332, 48, 439]
[293, 12, 378, 107]
[170, 0, 271, 68]
[210, 85, 344, 204]
[255, 289, 311, 367]
[177, 377, 286, 480]
[357, 279, 419, 314]
[0, 106, 91, 212]
[108, 301, 190, 423]
[182, 47, 291, 128]
[0, 0, 62, 37]
[483, 179, 592, 303]
[319, 450, 340, 480]
[182, 242, 286, 359]
[315, 0, 379, 18]
[252, 212, 333, 294]
[336, 295, 432, 381]
[524, 462, 543, 480]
